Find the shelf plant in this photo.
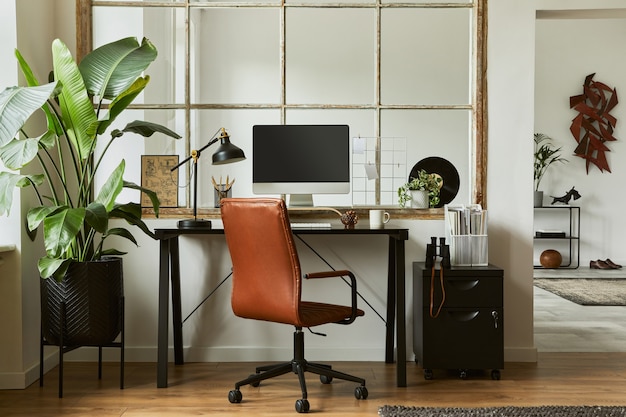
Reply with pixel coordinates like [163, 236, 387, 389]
[534, 133, 568, 191]
[398, 169, 442, 208]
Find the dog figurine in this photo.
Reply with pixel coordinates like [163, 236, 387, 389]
[551, 186, 581, 205]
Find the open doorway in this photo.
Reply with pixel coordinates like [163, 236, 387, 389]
[533, 9, 626, 352]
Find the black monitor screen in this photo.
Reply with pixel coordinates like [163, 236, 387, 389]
[252, 125, 350, 191]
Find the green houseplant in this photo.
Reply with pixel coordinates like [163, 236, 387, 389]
[0, 37, 180, 280]
[398, 169, 442, 208]
[0, 37, 180, 351]
[534, 133, 568, 207]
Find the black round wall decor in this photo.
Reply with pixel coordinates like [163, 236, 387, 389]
[409, 156, 460, 208]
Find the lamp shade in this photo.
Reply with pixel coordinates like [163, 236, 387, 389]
[212, 134, 246, 165]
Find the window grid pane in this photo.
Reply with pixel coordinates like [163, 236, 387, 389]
[87, 0, 483, 208]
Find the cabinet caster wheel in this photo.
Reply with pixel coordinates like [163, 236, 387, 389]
[459, 370, 468, 380]
[424, 369, 434, 380]
[491, 369, 501, 380]
[320, 374, 333, 384]
[228, 389, 242, 403]
[295, 398, 310, 413]
[354, 385, 368, 400]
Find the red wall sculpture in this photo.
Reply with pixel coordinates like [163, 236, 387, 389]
[569, 73, 618, 173]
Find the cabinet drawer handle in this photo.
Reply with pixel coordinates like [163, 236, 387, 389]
[447, 310, 479, 322]
[448, 279, 480, 291]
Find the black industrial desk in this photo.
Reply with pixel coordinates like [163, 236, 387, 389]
[155, 225, 409, 388]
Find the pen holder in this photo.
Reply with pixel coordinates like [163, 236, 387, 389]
[214, 184, 232, 208]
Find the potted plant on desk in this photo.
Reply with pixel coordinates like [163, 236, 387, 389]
[0, 37, 180, 353]
[398, 169, 442, 208]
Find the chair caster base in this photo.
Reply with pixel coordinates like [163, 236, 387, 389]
[355, 385, 369, 400]
[295, 398, 310, 413]
[228, 389, 242, 403]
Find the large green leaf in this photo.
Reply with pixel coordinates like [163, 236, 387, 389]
[38, 257, 72, 281]
[95, 160, 125, 212]
[93, 76, 149, 136]
[0, 172, 44, 216]
[123, 120, 182, 139]
[104, 227, 138, 245]
[110, 202, 156, 239]
[15, 48, 64, 138]
[43, 207, 85, 258]
[85, 201, 108, 233]
[27, 205, 63, 232]
[0, 134, 44, 170]
[0, 172, 22, 216]
[0, 83, 57, 147]
[52, 39, 98, 160]
[79, 37, 158, 100]
[124, 180, 160, 216]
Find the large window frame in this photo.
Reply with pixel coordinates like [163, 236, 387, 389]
[76, 0, 487, 219]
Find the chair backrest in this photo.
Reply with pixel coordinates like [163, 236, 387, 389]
[220, 198, 302, 325]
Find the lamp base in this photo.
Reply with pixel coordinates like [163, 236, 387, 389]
[177, 219, 213, 229]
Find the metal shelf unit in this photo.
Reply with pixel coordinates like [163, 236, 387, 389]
[533, 205, 580, 269]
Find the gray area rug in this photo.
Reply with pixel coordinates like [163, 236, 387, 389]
[379, 406, 626, 417]
[534, 278, 626, 306]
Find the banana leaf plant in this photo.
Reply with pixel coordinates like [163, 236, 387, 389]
[0, 37, 181, 280]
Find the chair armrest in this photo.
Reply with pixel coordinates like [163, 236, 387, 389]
[305, 270, 352, 279]
[305, 270, 358, 324]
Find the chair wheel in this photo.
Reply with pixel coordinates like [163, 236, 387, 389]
[320, 374, 333, 384]
[491, 369, 501, 380]
[424, 369, 434, 380]
[228, 389, 242, 403]
[354, 385, 368, 400]
[295, 398, 310, 413]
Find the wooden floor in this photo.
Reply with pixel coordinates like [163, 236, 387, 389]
[2, 353, 626, 416]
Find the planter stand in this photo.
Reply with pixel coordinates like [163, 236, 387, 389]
[39, 298, 125, 398]
[39, 258, 126, 398]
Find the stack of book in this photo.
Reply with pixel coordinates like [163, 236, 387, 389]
[535, 230, 566, 238]
[445, 204, 488, 266]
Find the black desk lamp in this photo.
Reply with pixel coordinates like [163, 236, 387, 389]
[171, 127, 246, 229]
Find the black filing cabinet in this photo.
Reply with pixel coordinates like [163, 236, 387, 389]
[413, 262, 503, 380]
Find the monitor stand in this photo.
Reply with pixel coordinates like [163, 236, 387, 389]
[288, 194, 314, 207]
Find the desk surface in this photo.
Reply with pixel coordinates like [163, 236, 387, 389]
[156, 226, 408, 239]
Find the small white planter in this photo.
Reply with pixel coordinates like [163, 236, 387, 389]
[410, 190, 429, 208]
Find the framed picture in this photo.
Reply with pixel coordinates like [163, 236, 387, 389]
[140, 155, 179, 208]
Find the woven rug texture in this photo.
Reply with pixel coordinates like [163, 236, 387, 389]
[379, 406, 626, 417]
[533, 278, 626, 306]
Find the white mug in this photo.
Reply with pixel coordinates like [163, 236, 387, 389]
[369, 210, 391, 229]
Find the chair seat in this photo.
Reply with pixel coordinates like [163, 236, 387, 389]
[299, 301, 364, 328]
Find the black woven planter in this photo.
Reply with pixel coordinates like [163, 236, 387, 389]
[41, 257, 124, 347]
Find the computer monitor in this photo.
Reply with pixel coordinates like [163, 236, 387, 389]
[252, 124, 350, 207]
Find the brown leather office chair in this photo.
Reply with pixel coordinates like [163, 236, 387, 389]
[220, 198, 368, 413]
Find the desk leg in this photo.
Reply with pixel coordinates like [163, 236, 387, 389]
[385, 238, 396, 364]
[170, 237, 184, 365]
[157, 238, 170, 388]
[395, 238, 407, 388]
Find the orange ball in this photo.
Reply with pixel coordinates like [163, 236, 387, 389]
[540, 249, 562, 268]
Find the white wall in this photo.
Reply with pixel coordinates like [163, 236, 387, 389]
[0, 0, 24, 390]
[535, 13, 626, 266]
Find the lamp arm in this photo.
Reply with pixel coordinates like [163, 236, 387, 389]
[170, 128, 223, 172]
